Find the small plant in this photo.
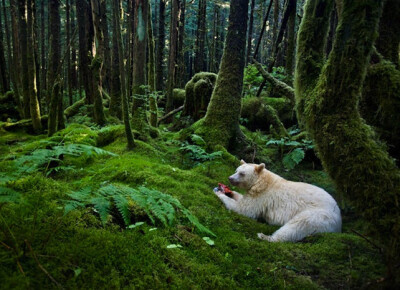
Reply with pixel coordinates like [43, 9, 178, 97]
[243, 64, 264, 97]
[179, 134, 223, 166]
[64, 184, 216, 236]
[266, 129, 314, 170]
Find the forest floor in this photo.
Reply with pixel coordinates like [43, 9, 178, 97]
[0, 122, 386, 289]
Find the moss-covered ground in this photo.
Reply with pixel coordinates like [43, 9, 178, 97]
[0, 124, 385, 289]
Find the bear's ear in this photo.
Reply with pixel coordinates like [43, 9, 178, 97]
[240, 159, 246, 165]
[255, 163, 265, 173]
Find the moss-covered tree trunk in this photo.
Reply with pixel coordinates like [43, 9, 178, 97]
[47, 0, 61, 136]
[285, 0, 297, 76]
[109, 0, 122, 119]
[295, 0, 400, 281]
[113, 0, 135, 149]
[90, 0, 107, 126]
[26, 0, 41, 132]
[196, 0, 249, 149]
[131, 0, 149, 134]
[147, 1, 157, 127]
[165, 0, 179, 116]
[155, 0, 165, 91]
[17, 0, 30, 118]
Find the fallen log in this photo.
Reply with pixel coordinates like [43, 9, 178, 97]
[157, 105, 184, 125]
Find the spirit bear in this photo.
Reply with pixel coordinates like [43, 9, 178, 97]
[214, 160, 341, 242]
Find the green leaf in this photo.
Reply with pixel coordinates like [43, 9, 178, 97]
[190, 134, 206, 146]
[166, 244, 182, 249]
[203, 237, 215, 246]
[113, 195, 131, 226]
[127, 222, 145, 229]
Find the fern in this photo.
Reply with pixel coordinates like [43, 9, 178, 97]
[0, 186, 23, 204]
[9, 143, 117, 176]
[282, 148, 306, 170]
[64, 184, 215, 236]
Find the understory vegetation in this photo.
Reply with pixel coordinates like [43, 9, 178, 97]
[0, 121, 385, 289]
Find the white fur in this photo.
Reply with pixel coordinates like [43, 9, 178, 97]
[214, 161, 341, 242]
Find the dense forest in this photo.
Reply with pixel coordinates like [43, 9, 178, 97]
[0, 0, 399, 288]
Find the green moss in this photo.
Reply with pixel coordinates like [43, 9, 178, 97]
[241, 97, 290, 136]
[183, 72, 217, 121]
[173, 88, 186, 107]
[361, 61, 400, 161]
[0, 125, 389, 288]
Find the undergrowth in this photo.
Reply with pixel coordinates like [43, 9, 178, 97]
[0, 124, 386, 289]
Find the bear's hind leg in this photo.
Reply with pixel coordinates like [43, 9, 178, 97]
[258, 210, 338, 242]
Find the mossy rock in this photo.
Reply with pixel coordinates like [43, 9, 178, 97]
[97, 125, 126, 147]
[183, 72, 217, 121]
[241, 97, 294, 132]
[173, 88, 186, 108]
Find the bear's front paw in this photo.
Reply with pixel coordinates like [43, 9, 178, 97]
[257, 233, 273, 242]
[213, 187, 223, 196]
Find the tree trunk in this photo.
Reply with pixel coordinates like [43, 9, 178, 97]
[245, 0, 255, 66]
[155, 0, 165, 91]
[147, 1, 157, 127]
[76, 0, 95, 105]
[100, 0, 111, 92]
[47, 0, 61, 136]
[295, 0, 400, 281]
[70, 0, 78, 95]
[194, 0, 206, 73]
[176, 0, 186, 87]
[165, 0, 179, 115]
[110, 0, 122, 119]
[113, 0, 135, 149]
[210, 3, 219, 73]
[0, 1, 9, 94]
[26, 0, 41, 132]
[196, 0, 249, 149]
[131, 0, 149, 133]
[66, 0, 72, 106]
[17, 0, 30, 118]
[2, 0, 14, 95]
[9, 0, 22, 116]
[40, 0, 46, 105]
[285, 0, 297, 76]
[90, 0, 107, 126]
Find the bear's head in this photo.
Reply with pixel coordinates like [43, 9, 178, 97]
[228, 160, 265, 190]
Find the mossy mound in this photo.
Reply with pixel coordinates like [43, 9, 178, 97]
[241, 97, 295, 133]
[0, 124, 387, 288]
[173, 88, 186, 108]
[183, 72, 217, 121]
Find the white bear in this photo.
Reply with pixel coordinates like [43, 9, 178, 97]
[214, 160, 341, 242]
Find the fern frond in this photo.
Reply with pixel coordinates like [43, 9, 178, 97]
[90, 196, 111, 225]
[181, 208, 216, 237]
[68, 187, 92, 202]
[63, 200, 85, 215]
[113, 195, 131, 226]
[0, 186, 22, 204]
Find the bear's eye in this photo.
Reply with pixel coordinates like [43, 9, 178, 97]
[239, 172, 245, 176]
